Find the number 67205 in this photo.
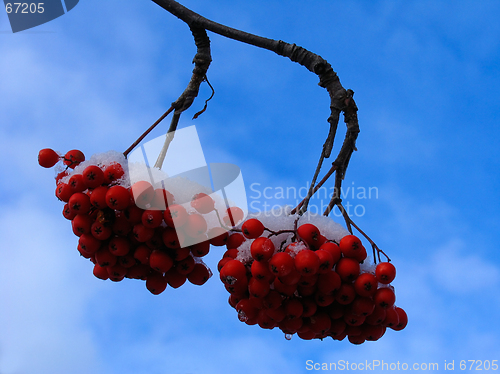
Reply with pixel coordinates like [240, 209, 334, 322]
[5, 3, 45, 14]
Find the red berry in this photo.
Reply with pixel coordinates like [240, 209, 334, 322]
[124, 204, 144, 224]
[294, 249, 320, 275]
[68, 192, 91, 215]
[317, 271, 341, 295]
[162, 227, 184, 249]
[301, 297, 318, 318]
[339, 235, 363, 258]
[94, 247, 117, 267]
[348, 335, 365, 345]
[170, 246, 191, 262]
[89, 186, 109, 209]
[236, 299, 259, 321]
[353, 245, 368, 263]
[319, 242, 342, 264]
[103, 162, 125, 184]
[226, 233, 246, 249]
[250, 260, 274, 282]
[297, 223, 321, 247]
[107, 264, 128, 281]
[68, 174, 86, 193]
[248, 277, 270, 298]
[220, 259, 247, 286]
[391, 307, 408, 331]
[38, 148, 60, 168]
[382, 306, 400, 328]
[62, 203, 77, 220]
[190, 240, 210, 257]
[374, 287, 396, 309]
[329, 319, 347, 338]
[108, 236, 130, 256]
[146, 272, 168, 295]
[132, 223, 154, 242]
[150, 188, 175, 210]
[269, 252, 295, 277]
[183, 213, 208, 238]
[133, 244, 152, 265]
[263, 290, 282, 310]
[250, 237, 275, 262]
[365, 305, 387, 325]
[126, 264, 150, 280]
[207, 227, 229, 246]
[163, 204, 188, 228]
[265, 306, 286, 323]
[335, 257, 360, 282]
[241, 218, 265, 239]
[272, 277, 297, 297]
[315, 292, 335, 307]
[111, 215, 132, 236]
[141, 209, 163, 228]
[375, 262, 396, 284]
[315, 249, 334, 273]
[299, 273, 319, 287]
[188, 263, 212, 285]
[354, 272, 378, 297]
[218, 257, 232, 272]
[78, 233, 101, 254]
[223, 207, 244, 227]
[350, 296, 375, 317]
[335, 283, 356, 305]
[149, 250, 174, 273]
[364, 324, 386, 341]
[56, 183, 73, 202]
[309, 312, 332, 335]
[118, 253, 135, 268]
[63, 149, 85, 169]
[71, 214, 93, 236]
[279, 268, 301, 286]
[284, 298, 304, 319]
[165, 267, 187, 288]
[190, 193, 215, 214]
[176, 255, 196, 275]
[82, 165, 105, 189]
[130, 181, 154, 209]
[93, 264, 109, 280]
[106, 186, 130, 210]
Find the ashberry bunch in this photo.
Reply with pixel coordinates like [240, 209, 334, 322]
[218, 216, 407, 344]
[39, 148, 224, 295]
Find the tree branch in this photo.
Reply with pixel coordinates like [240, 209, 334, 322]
[151, 0, 360, 218]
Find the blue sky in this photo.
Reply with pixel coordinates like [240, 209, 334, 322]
[1, 1, 500, 373]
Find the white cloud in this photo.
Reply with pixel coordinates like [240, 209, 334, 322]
[0, 196, 104, 374]
[430, 238, 500, 294]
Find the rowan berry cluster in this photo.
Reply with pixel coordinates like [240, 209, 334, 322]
[39, 148, 219, 295]
[218, 218, 407, 343]
[40, 147, 407, 344]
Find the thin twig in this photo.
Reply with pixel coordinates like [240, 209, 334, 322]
[291, 163, 338, 214]
[193, 75, 215, 119]
[123, 106, 174, 157]
[335, 203, 391, 263]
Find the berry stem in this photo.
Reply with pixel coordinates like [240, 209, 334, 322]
[334, 202, 390, 263]
[123, 106, 175, 158]
[154, 110, 181, 169]
[291, 163, 338, 215]
[124, 26, 212, 159]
